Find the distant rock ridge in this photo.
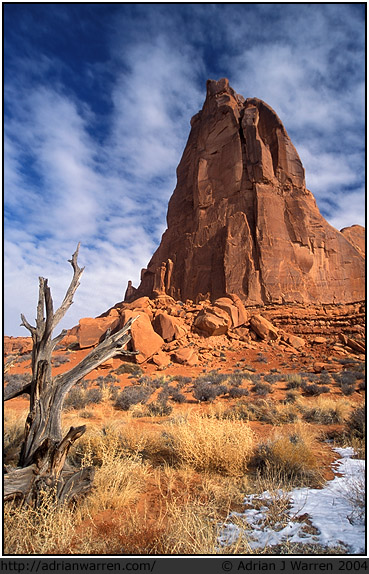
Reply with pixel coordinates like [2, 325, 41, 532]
[125, 78, 365, 306]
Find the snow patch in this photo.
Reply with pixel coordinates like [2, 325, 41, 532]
[220, 448, 365, 554]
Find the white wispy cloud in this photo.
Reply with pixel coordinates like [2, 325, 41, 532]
[4, 17, 204, 335]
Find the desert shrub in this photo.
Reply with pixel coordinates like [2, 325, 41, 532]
[51, 354, 70, 366]
[340, 383, 356, 396]
[63, 387, 103, 410]
[358, 380, 365, 391]
[256, 353, 268, 363]
[346, 406, 365, 441]
[303, 372, 319, 382]
[169, 388, 186, 403]
[222, 399, 297, 425]
[301, 382, 330, 396]
[107, 385, 120, 402]
[252, 382, 272, 396]
[76, 378, 90, 390]
[4, 494, 79, 554]
[339, 358, 360, 366]
[301, 397, 351, 425]
[168, 414, 254, 476]
[199, 371, 228, 385]
[228, 387, 249, 399]
[115, 363, 143, 377]
[343, 463, 365, 524]
[193, 381, 228, 402]
[134, 375, 154, 386]
[79, 410, 94, 419]
[285, 390, 299, 403]
[157, 386, 170, 402]
[85, 388, 103, 404]
[115, 385, 154, 411]
[95, 374, 119, 387]
[248, 373, 261, 384]
[222, 402, 250, 421]
[4, 409, 28, 466]
[63, 387, 87, 410]
[249, 400, 298, 425]
[152, 375, 175, 388]
[15, 353, 32, 363]
[286, 374, 302, 389]
[264, 373, 282, 384]
[228, 372, 251, 387]
[333, 371, 362, 385]
[319, 371, 331, 385]
[173, 376, 192, 389]
[75, 425, 151, 512]
[253, 424, 322, 486]
[147, 400, 173, 417]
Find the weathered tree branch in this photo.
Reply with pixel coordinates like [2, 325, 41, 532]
[52, 243, 84, 329]
[4, 381, 32, 401]
[20, 313, 37, 337]
[51, 329, 68, 351]
[5, 244, 138, 506]
[54, 316, 139, 399]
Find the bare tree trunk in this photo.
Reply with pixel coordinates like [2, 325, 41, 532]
[4, 244, 138, 506]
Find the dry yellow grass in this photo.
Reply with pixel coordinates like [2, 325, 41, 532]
[167, 413, 255, 476]
[4, 492, 83, 554]
[255, 422, 323, 486]
[3, 399, 347, 554]
[4, 408, 28, 466]
[298, 395, 352, 424]
[77, 426, 151, 512]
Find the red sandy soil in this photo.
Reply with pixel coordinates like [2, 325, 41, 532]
[4, 327, 365, 553]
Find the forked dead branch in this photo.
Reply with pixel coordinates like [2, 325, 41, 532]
[4, 243, 139, 507]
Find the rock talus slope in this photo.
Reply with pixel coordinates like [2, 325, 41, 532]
[126, 78, 364, 306]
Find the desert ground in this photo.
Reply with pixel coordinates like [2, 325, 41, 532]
[4, 300, 365, 555]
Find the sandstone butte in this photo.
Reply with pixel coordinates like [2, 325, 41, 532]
[124, 78, 365, 307]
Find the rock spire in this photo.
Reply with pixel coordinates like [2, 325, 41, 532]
[125, 78, 364, 306]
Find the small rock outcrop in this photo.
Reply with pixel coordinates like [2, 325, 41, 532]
[125, 78, 364, 306]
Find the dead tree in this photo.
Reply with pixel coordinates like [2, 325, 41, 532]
[4, 243, 138, 506]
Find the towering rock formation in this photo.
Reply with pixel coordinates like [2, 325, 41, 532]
[126, 78, 364, 306]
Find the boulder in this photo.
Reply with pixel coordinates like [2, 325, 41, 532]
[249, 314, 279, 340]
[153, 311, 188, 342]
[120, 310, 164, 364]
[152, 350, 171, 367]
[172, 347, 198, 366]
[312, 336, 327, 344]
[227, 293, 248, 326]
[77, 316, 120, 349]
[280, 331, 306, 351]
[338, 333, 365, 353]
[194, 307, 231, 335]
[214, 297, 239, 327]
[122, 296, 154, 320]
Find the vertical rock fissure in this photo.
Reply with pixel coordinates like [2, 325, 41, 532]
[238, 106, 262, 276]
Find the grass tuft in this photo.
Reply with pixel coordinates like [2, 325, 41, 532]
[168, 414, 254, 476]
[253, 423, 323, 487]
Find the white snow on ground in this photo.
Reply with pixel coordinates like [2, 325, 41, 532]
[220, 448, 365, 554]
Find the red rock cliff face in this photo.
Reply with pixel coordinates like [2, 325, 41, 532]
[126, 78, 365, 305]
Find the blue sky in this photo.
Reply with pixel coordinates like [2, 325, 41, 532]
[4, 3, 365, 336]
